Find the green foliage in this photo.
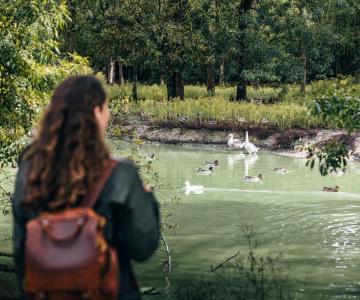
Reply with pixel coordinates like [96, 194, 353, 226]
[306, 142, 348, 176]
[62, 0, 360, 94]
[306, 79, 360, 176]
[140, 97, 326, 130]
[311, 92, 360, 132]
[0, 171, 15, 216]
[0, 1, 92, 170]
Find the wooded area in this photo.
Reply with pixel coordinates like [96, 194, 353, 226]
[2, 0, 360, 173]
[61, 0, 360, 99]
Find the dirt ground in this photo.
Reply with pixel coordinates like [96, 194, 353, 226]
[119, 121, 360, 161]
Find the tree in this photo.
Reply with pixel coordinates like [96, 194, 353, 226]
[0, 0, 91, 167]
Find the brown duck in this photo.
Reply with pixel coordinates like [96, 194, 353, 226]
[323, 185, 340, 192]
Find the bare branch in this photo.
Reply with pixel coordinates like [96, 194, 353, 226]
[210, 251, 241, 272]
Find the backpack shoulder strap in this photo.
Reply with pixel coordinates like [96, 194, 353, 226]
[82, 158, 120, 208]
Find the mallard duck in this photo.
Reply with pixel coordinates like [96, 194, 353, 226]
[244, 174, 263, 182]
[273, 167, 288, 174]
[146, 153, 155, 160]
[227, 134, 244, 149]
[185, 181, 204, 195]
[323, 185, 340, 192]
[204, 160, 219, 167]
[244, 131, 259, 155]
[196, 166, 214, 175]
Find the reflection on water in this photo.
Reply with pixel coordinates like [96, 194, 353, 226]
[130, 143, 360, 299]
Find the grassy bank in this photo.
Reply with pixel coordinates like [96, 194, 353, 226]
[104, 81, 344, 130]
[106, 77, 360, 131]
[139, 98, 326, 130]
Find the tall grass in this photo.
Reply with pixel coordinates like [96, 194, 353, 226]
[106, 77, 360, 130]
[105, 83, 282, 102]
[139, 97, 328, 130]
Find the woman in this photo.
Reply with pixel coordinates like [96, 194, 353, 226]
[12, 75, 160, 300]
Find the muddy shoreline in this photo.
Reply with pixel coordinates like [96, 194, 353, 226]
[119, 121, 360, 160]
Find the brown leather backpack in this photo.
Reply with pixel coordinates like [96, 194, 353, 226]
[24, 159, 119, 300]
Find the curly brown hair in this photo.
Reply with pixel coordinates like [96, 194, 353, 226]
[23, 76, 110, 211]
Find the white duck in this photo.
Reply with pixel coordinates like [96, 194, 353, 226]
[244, 174, 263, 183]
[185, 181, 204, 195]
[243, 131, 259, 155]
[227, 134, 244, 149]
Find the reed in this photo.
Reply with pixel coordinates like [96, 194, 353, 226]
[139, 97, 328, 130]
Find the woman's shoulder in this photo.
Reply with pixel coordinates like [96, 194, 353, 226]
[111, 157, 139, 174]
[100, 158, 142, 205]
[108, 157, 141, 185]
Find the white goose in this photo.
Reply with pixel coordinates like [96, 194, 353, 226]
[185, 181, 204, 195]
[243, 131, 259, 155]
[227, 134, 244, 149]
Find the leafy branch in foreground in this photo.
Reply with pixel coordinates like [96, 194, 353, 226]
[307, 91, 360, 175]
[306, 142, 348, 176]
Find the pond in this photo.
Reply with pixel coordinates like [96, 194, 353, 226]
[1, 142, 360, 299]
[125, 143, 360, 299]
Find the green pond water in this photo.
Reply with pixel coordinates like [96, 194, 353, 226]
[2, 143, 360, 299]
[128, 143, 360, 299]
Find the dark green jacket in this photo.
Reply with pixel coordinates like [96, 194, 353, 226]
[12, 157, 160, 300]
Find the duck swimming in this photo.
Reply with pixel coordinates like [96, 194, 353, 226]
[146, 153, 155, 160]
[243, 131, 259, 155]
[244, 174, 263, 182]
[185, 181, 204, 195]
[204, 160, 219, 167]
[323, 185, 340, 192]
[196, 166, 214, 175]
[273, 167, 288, 174]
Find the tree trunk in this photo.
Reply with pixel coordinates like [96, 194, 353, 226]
[236, 79, 247, 101]
[167, 72, 184, 100]
[108, 59, 115, 84]
[119, 63, 124, 85]
[66, 1, 76, 52]
[206, 66, 215, 96]
[235, 0, 253, 101]
[219, 58, 225, 86]
[132, 66, 138, 101]
[300, 45, 306, 94]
